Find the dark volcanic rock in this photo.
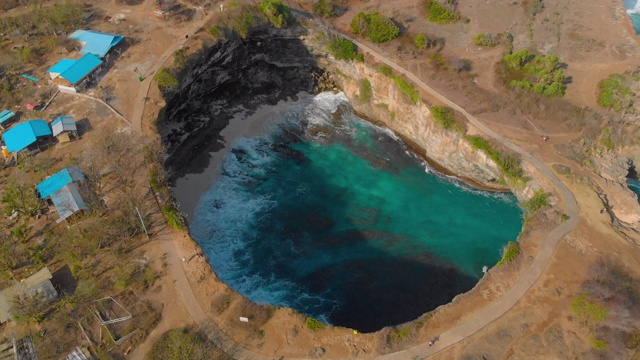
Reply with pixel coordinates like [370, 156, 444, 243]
[158, 26, 322, 175]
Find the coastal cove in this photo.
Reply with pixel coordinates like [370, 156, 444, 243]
[171, 89, 523, 332]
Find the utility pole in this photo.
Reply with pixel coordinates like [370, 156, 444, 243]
[135, 206, 150, 239]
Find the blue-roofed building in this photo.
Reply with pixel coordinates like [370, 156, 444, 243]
[37, 167, 88, 221]
[37, 167, 85, 198]
[0, 110, 15, 129]
[68, 30, 124, 58]
[48, 54, 103, 92]
[1, 120, 53, 153]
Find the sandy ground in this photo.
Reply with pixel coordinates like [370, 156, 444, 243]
[15, 0, 639, 358]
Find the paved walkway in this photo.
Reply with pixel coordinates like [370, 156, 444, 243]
[326, 32, 579, 359]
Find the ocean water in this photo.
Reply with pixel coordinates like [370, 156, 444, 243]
[190, 92, 523, 332]
[628, 178, 640, 204]
[624, 0, 640, 34]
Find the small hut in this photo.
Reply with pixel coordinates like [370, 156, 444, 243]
[0, 267, 58, 323]
[51, 116, 78, 143]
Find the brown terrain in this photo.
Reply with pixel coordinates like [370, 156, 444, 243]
[1, 0, 640, 359]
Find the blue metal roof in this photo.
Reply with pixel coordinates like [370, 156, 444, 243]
[57, 54, 102, 85]
[48, 59, 76, 74]
[50, 183, 87, 220]
[2, 120, 52, 152]
[68, 30, 124, 58]
[37, 167, 85, 199]
[0, 110, 14, 124]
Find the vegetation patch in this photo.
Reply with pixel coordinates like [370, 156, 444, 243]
[359, 78, 373, 103]
[423, 0, 460, 24]
[589, 338, 609, 350]
[597, 73, 634, 112]
[312, 0, 335, 18]
[414, 33, 434, 49]
[502, 49, 567, 97]
[147, 327, 231, 360]
[327, 38, 358, 60]
[473, 33, 500, 47]
[570, 292, 608, 324]
[350, 12, 400, 43]
[464, 135, 525, 182]
[497, 241, 519, 266]
[430, 106, 463, 133]
[522, 190, 549, 214]
[379, 67, 420, 104]
[162, 205, 184, 230]
[154, 68, 179, 93]
[305, 317, 326, 331]
[258, 0, 291, 28]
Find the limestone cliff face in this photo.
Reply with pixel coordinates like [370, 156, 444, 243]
[326, 61, 506, 189]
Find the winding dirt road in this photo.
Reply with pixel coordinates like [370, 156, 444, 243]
[145, 19, 579, 360]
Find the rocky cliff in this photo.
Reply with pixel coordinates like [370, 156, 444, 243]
[158, 27, 322, 175]
[318, 59, 507, 190]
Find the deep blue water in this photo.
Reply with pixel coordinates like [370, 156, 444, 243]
[628, 178, 640, 204]
[190, 92, 523, 332]
[624, 0, 640, 34]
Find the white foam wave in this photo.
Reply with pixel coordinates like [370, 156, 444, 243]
[627, 0, 640, 14]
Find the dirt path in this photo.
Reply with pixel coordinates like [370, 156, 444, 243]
[322, 29, 580, 359]
[131, 11, 215, 133]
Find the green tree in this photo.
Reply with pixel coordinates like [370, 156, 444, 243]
[349, 12, 399, 43]
[327, 38, 357, 60]
[258, 0, 290, 28]
[154, 68, 179, 92]
[414, 33, 429, 49]
[424, 0, 460, 24]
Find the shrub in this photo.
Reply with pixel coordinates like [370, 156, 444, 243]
[379, 65, 393, 76]
[598, 74, 631, 112]
[414, 34, 427, 49]
[209, 25, 220, 37]
[359, 78, 373, 103]
[497, 241, 519, 266]
[503, 49, 566, 97]
[601, 127, 614, 150]
[393, 77, 420, 104]
[378, 65, 420, 104]
[523, 190, 549, 214]
[146, 327, 224, 360]
[589, 338, 608, 350]
[473, 33, 499, 47]
[571, 292, 608, 323]
[312, 0, 334, 18]
[355, 53, 364, 62]
[327, 38, 357, 60]
[162, 205, 184, 230]
[258, 0, 290, 28]
[424, 0, 460, 24]
[154, 68, 179, 92]
[430, 106, 456, 130]
[350, 12, 400, 43]
[305, 317, 326, 331]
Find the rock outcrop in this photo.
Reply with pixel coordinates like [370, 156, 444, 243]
[159, 27, 322, 175]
